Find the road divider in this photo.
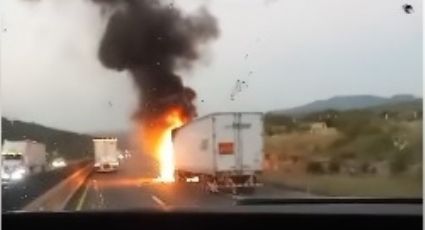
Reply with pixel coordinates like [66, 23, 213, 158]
[2, 161, 92, 212]
[75, 181, 91, 211]
[24, 164, 92, 211]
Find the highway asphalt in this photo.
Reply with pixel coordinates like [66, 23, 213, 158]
[66, 153, 314, 211]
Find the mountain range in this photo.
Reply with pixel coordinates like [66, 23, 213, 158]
[272, 94, 421, 116]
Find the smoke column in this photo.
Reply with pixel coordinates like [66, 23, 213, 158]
[94, 0, 219, 121]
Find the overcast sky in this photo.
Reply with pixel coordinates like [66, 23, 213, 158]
[1, 0, 422, 133]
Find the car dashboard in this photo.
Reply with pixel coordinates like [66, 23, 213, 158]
[3, 200, 422, 230]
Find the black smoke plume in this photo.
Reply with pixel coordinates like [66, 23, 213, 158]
[95, 0, 219, 121]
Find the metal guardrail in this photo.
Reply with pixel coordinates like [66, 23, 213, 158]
[2, 161, 92, 212]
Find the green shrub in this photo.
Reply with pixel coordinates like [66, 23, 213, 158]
[390, 152, 409, 174]
[307, 161, 324, 174]
[329, 159, 341, 173]
[360, 162, 370, 174]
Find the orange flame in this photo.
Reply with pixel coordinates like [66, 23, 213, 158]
[156, 111, 184, 182]
[138, 108, 185, 183]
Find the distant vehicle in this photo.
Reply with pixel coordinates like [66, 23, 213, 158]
[173, 112, 264, 194]
[93, 138, 119, 172]
[124, 149, 131, 159]
[51, 157, 67, 169]
[1, 140, 47, 182]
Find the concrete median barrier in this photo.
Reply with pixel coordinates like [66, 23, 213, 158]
[2, 161, 93, 212]
[23, 164, 92, 211]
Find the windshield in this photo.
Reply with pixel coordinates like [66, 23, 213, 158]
[1, 0, 422, 212]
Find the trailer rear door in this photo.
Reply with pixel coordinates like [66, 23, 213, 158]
[238, 113, 263, 172]
[214, 114, 239, 172]
[213, 113, 263, 173]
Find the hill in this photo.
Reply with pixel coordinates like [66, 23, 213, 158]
[1, 117, 94, 160]
[368, 98, 423, 113]
[273, 94, 419, 116]
[265, 99, 422, 136]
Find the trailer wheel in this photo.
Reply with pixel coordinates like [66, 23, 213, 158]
[202, 177, 211, 193]
[237, 187, 256, 195]
[203, 176, 219, 194]
[174, 171, 185, 183]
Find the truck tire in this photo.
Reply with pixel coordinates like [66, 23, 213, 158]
[236, 187, 256, 195]
[174, 171, 185, 183]
[203, 176, 219, 194]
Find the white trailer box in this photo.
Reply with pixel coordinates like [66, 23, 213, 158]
[173, 112, 263, 193]
[1, 140, 47, 182]
[93, 138, 119, 172]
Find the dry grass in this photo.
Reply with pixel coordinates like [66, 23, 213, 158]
[264, 130, 341, 157]
[262, 121, 422, 197]
[262, 171, 422, 198]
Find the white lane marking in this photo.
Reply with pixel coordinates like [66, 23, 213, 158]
[91, 179, 105, 208]
[151, 195, 167, 208]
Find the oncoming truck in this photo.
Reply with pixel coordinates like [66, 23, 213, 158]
[93, 138, 119, 172]
[172, 112, 264, 194]
[1, 140, 47, 182]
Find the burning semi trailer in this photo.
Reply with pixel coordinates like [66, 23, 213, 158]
[172, 113, 264, 194]
[94, 0, 219, 182]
